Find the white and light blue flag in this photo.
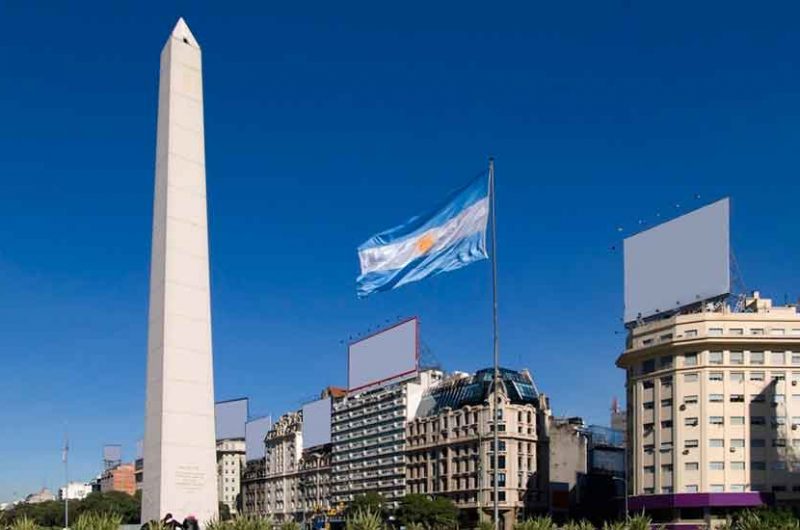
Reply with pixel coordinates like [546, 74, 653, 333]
[357, 174, 490, 297]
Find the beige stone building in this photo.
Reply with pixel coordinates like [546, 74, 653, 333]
[259, 411, 334, 523]
[241, 458, 267, 517]
[217, 438, 246, 514]
[617, 292, 800, 526]
[406, 368, 551, 529]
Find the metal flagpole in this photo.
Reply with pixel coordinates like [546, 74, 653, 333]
[63, 433, 69, 529]
[489, 157, 500, 530]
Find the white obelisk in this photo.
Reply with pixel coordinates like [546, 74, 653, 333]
[142, 18, 218, 524]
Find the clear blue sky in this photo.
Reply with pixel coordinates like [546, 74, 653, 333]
[1, 1, 799, 502]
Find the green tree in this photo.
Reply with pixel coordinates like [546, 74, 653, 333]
[346, 492, 385, 519]
[218, 502, 232, 521]
[76, 491, 140, 523]
[395, 495, 457, 530]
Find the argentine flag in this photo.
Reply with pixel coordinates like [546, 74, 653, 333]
[357, 174, 490, 298]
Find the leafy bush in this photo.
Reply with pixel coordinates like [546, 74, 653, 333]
[73, 511, 123, 530]
[514, 516, 557, 530]
[9, 516, 40, 530]
[477, 521, 495, 530]
[563, 521, 597, 530]
[346, 508, 384, 530]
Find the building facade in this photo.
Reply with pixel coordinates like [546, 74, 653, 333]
[217, 438, 246, 514]
[59, 482, 92, 501]
[242, 458, 267, 517]
[257, 411, 336, 523]
[617, 292, 800, 527]
[100, 463, 136, 496]
[406, 368, 550, 529]
[330, 370, 443, 509]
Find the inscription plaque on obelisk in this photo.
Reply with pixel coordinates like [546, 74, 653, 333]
[142, 18, 218, 524]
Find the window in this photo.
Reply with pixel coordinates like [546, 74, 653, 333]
[772, 461, 787, 471]
[709, 372, 723, 382]
[731, 416, 745, 425]
[731, 484, 746, 492]
[685, 417, 699, 427]
[772, 372, 786, 381]
[710, 416, 724, 426]
[772, 328, 786, 336]
[731, 438, 745, 448]
[730, 328, 744, 335]
[642, 487, 654, 494]
[731, 462, 745, 470]
[730, 394, 745, 403]
[642, 360, 656, 374]
[684, 353, 698, 366]
[661, 420, 673, 429]
[660, 441, 673, 452]
[660, 356, 673, 368]
[709, 327, 723, 336]
[710, 461, 725, 470]
[684, 395, 698, 405]
[750, 371, 765, 381]
[685, 439, 699, 448]
[661, 376, 673, 387]
[643, 444, 655, 453]
[751, 461, 766, 471]
[751, 416, 766, 426]
[685, 462, 699, 471]
[661, 399, 673, 408]
[730, 351, 744, 365]
[772, 352, 786, 365]
[751, 351, 765, 365]
[773, 439, 787, 448]
[710, 484, 725, 492]
[752, 328, 765, 336]
[709, 394, 724, 403]
[643, 380, 654, 389]
[709, 351, 723, 365]
[751, 394, 765, 403]
[662, 486, 673, 493]
[751, 438, 766, 448]
[774, 394, 786, 404]
[643, 466, 655, 474]
[643, 402, 654, 410]
[685, 329, 698, 337]
[686, 485, 699, 493]
[684, 373, 699, 383]
[793, 354, 800, 365]
[709, 439, 724, 448]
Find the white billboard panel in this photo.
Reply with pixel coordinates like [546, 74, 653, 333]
[216, 398, 248, 440]
[624, 198, 730, 323]
[348, 318, 418, 391]
[245, 416, 272, 461]
[103, 444, 121, 462]
[302, 397, 332, 449]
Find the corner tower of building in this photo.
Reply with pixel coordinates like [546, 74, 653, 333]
[617, 292, 800, 526]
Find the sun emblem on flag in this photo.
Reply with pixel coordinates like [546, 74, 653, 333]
[416, 233, 436, 254]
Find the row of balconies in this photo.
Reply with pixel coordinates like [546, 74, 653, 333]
[332, 408, 404, 431]
[332, 431, 403, 452]
[333, 389, 405, 413]
[332, 420, 403, 442]
[331, 477, 405, 492]
[332, 399, 404, 425]
[333, 441, 404, 462]
[332, 453, 405, 468]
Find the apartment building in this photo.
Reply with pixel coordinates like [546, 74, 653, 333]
[331, 369, 444, 509]
[217, 438, 246, 514]
[617, 292, 800, 527]
[99, 463, 136, 495]
[405, 368, 549, 529]
[260, 411, 335, 523]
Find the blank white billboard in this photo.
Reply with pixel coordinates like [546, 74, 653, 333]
[245, 416, 272, 461]
[302, 397, 332, 449]
[216, 398, 248, 440]
[348, 317, 419, 391]
[624, 198, 730, 323]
